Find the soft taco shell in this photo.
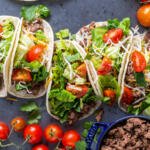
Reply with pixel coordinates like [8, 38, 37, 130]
[46, 40, 101, 121]
[8, 18, 54, 99]
[76, 21, 133, 99]
[0, 16, 20, 97]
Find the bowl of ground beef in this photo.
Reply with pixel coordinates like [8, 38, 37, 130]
[86, 116, 150, 150]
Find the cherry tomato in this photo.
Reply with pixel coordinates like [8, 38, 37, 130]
[44, 124, 63, 143]
[0, 122, 10, 140]
[121, 86, 134, 105]
[23, 124, 43, 144]
[131, 50, 146, 72]
[62, 130, 80, 149]
[12, 69, 32, 82]
[103, 89, 116, 105]
[76, 63, 87, 77]
[0, 25, 3, 33]
[103, 28, 123, 44]
[97, 57, 112, 75]
[32, 144, 49, 150]
[66, 84, 89, 98]
[137, 4, 150, 27]
[140, 0, 148, 2]
[11, 117, 26, 132]
[26, 44, 45, 62]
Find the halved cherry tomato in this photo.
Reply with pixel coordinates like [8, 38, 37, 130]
[23, 124, 43, 144]
[103, 89, 116, 105]
[11, 117, 26, 132]
[103, 28, 123, 44]
[44, 124, 63, 143]
[76, 63, 87, 77]
[131, 50, 146, 72]
[0, 122, 10, 140]
[0, 25, 3, 33]
[32, 144, 49, 150]
[137, 4, 150, 27]
[121, 86, 134, 105]
[62, 130, 80, 149]
[97, 57, 112, 75]
[66, 84, 89, 98]
[26, 44, 45, 62]
[12, 69, 32, 82]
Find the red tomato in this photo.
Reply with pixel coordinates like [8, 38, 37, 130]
[137, 4, 150, 27]
[0, 122, 10, 140]
[103, 28, 123, 44]
[0, 25, 3, 33]
[44, 124, 63, 143]
[140, 0, 148, 2]
[12, 69, 32, 82]
[121, 86, 134, 105]
[76, 63, 87, 77]
[66, 84, 89, 98]
[11, 117, 26, 132]
[97, 57, 112, 75]
[103, 89, 116, 105]
[32, 144, 49, 150]
[26, 44, 45, 62]
[62, 130, 80, 149]
[131, 50, 146, 72]
[23, 124, 43, 144]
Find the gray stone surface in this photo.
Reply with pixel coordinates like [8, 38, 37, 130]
[0, 0, 144, 149]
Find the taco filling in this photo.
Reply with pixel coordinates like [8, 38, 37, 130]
[48, 37, 99, 124]
[120, 31, 150, 115]
[0, 19, 16, 89]
[76, 18, 131, 105]
[11, 18, 50, 95]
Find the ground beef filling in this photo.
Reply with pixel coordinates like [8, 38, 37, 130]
[100, 118, 150, 150]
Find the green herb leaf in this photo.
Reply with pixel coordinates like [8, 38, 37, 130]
[134, 72, 146, 87]
[75, 141, 87, 150]
[28, 110, 42, 124]
[20, 101, 39, 112]
[108, 18, 120, 29]
[21, 5, 50, 22]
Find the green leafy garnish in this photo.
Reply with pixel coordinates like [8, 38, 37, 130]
[134, 72, 146, 87]
[21, 5, 50, 22]
[55, 29, 70, 39]
[127, 94, 150, 115]
[108, 18, 120, 29]
[20, 101, 41, 124]
[75, 141, 87, 150]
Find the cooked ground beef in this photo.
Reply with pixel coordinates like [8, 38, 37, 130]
[100, 118, 150, 150]
[24, 18, 43, 33]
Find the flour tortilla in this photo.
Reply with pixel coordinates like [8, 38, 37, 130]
[0, 16, 20, 97]
[76, 21, 133, 100]
[8, 18, 54, 99]
[46, 40, 101, 121]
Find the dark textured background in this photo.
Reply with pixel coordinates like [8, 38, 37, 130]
[0, 0, 143, 149]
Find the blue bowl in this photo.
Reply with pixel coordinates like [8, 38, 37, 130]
[86, 115, 150, 150]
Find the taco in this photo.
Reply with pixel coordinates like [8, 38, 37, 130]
[118, 31, 150, 116]
[46, 39, 101, 124]
[8, 17, 54, 99]
[0, 16, 20, 97]
[76, 18, 133, 105]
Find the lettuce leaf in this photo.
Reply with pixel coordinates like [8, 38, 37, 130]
[98, 75, 121, 98]
[35, 30, 49, 43]
[55, 29, 70, 39]
[49, 89, 76, 102]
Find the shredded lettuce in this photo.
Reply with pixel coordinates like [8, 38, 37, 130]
[55, 29, 70, 39]
[49, 89, 76, 102]
[127, 94, 150, 115]
[35, 30, 49, 43]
